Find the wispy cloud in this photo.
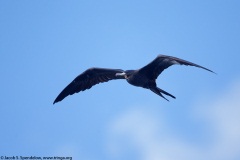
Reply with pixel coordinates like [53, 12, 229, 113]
[106, 79, 240, 160]
[196, 79, 240, 160]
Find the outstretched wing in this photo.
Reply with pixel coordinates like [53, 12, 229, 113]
[138, 54, 215, 80]
[53, 68, 124, 104]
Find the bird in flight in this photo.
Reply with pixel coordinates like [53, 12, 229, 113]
[53, 54, 214, 104]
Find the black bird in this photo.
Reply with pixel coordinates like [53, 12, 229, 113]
[53, 54, 214, 104]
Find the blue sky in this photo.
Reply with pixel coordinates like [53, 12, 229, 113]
[1, 0, 240, 159]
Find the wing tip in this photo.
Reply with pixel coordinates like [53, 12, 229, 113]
[209, 69, 217, 74]
[200, 66, 216, 74]
[157, 54, 217, 74]
[53, 99, 59, 105]
[53, 94, 66, 105]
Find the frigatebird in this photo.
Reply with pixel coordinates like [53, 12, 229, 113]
[53, 54, 214, 104]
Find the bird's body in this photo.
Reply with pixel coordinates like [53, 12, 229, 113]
[53, 54, 214, 104]
[122, 70, 150, 88]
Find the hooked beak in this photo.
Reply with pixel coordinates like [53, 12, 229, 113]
[115, 72, 126, 77]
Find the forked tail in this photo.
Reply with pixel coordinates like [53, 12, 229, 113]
[150, 87, 176, 101]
